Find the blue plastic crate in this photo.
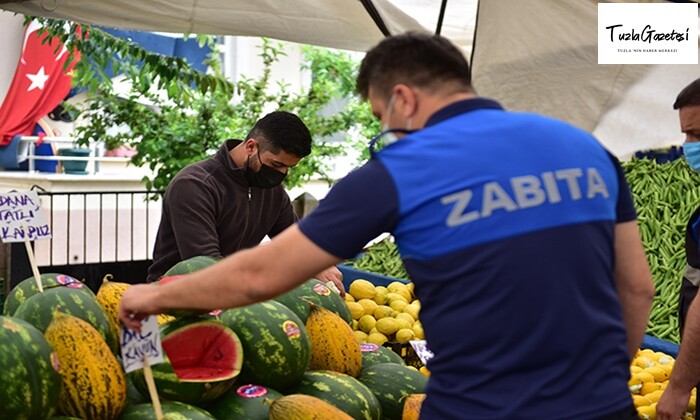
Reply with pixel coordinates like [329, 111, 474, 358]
[641, 334, 679, 358]
[336, 263, 409, 290]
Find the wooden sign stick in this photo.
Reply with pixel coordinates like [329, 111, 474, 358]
[142, 354, 163, 420]
[21, 225, 43, 293]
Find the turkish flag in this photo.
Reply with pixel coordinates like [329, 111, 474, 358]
[0, 20, 81, 146]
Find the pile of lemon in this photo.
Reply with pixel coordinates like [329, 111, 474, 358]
[344, 279, 424, 346]
[630, 348, 696, 419]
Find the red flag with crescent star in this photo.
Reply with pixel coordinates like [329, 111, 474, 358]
[0, 20, 81, 146]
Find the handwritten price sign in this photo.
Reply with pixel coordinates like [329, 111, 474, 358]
[120, 316, 164, 373]
[409, 340, 434, 365]
[0, 191, 51, 242]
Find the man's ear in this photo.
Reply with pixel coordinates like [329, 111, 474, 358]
[395, 84, 417, 118]
[244, 138, 258, 154]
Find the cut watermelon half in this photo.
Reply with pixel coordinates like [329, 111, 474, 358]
[161, 318, 243, 383]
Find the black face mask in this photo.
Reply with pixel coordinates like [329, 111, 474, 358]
[245, 150, 287, 189]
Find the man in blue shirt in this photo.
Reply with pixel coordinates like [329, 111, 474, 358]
[120, 32, 655, 419]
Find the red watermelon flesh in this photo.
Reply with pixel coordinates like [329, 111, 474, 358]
[162, 320, 243, 382]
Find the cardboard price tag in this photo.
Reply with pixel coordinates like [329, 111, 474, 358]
[120, 316, 164, 373]
[0, 191, 51, 242]
[409, 340, 434, 365]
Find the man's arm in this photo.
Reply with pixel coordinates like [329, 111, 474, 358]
[613, 220, 655, 359]
[119, 225, 342, 329]
[657, 296, 700, 420]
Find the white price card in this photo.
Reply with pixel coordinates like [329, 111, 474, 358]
[120, 316, 164, 373]
[0, 191, 51, 242]
[409, 340, 434, 365]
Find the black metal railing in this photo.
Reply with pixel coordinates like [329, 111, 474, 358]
[10, 189, 164, 291]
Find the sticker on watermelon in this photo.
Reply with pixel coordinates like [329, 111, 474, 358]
[237, 384, 268, 398]
[282, 320, 301, 339]
[55, 275, 82, 288]
[312, 283, 331, 296]
[360, 343, 380, 352]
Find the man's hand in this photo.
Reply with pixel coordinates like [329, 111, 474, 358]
[118, 284, 163, 331]
[314, 266, 345, 297]
[656, 382, 692, 420]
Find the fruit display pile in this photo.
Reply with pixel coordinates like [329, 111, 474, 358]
[630, 348, 696, 419]
[0, 256, 428, 419]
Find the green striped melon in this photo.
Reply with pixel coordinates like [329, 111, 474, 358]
[119, 401, 216, 419]
[159, 256, 220, 317]
[219, 300, 311, 391]
[360, 343, 406, 371]
[3, 273, 92, 316]
[13, 285, 118, 354]
[273, 278, 352, 324]
[0, 316, 62, 419]
[288, 370, 382, 420]
[357, 363, 428, 420]
[207, 384, 283, 420]
[163, 255, 220, 277]
[125, 371, 147, 408]
[131, 317, 242, 405]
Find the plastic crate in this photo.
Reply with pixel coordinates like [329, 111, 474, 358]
[641, 334, 679, 358]
[337, 263, 409, 290]
[384, 341, 424, 368]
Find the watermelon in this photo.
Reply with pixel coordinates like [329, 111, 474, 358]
[158, 255, 220, 317]
[361, 343, 406, 371]
[3, 273, 91, 316]
[163, 255, 220, 278]
[219, 300, 311, 391]
[125, 371, 147, 408]
[357, 363, 428, 420]
[207, 384, 283, 419]
[273, 278, 352, 324]
[119, 401, 216, 419]
[0, 316, 62, 419]
[288, 370, 382, 420]
[131, 317, 242, 405]
[13, 285, 119, 353]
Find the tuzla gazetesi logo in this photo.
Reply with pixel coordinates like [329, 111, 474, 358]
[598, 3, 698, 65]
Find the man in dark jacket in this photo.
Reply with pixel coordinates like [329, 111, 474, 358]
[147, 111, 343, 291]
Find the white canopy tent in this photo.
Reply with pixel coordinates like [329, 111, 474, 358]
[0, 0, 698, 159]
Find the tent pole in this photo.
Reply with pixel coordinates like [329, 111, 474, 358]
[435, 0, 449, 35]
[360, 0, 391, 37]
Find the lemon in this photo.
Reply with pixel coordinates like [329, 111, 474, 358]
[390, 299, 409, 313]
[632, 394, 652, 407]
[344, 293, 356, 303]
[630, 365, 643, 374]
[367, 332, 388, 345]
[644, 366, 669, 383]
[644, 390, 664, 404]
[386, 292, 408, 303]
[357, 299, 379, 317]
[633, 356, 655, 369]
[636, 371, 655, 384]
[373, 288, 389, 305]
[351, 319, 358, 330]
[376, 318, 400, 336]
[346, 302, 365, 320]
[374, 305, 395, 320]
[396, 312, 415, 325]
[349, 279, 376, 300]
[387, 281, 407, 293]
[636, 403, 656, 420]
[395, 328, 415, 343]
[404, 303, 420, 321]
[369, 327, 379, 335]
[358, 315, 377, 334]
[640, 382, 663, 396]
[412, 321, 425, 339]
[354, 330, 368, 343]
[394, 318, 412, 331]
[419, 365, 430, 376]
[406, 282, 416, 299]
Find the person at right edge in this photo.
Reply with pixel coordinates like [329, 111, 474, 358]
[118, 32, 655, 419]
[657, 78, 700, 420]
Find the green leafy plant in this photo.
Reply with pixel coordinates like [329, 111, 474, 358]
[34, 18, 379, 192]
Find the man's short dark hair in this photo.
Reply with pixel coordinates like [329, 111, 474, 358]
[674, 78, 700, 110]
[247, 111, 312, 157]
[356, 31, 473, 101]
